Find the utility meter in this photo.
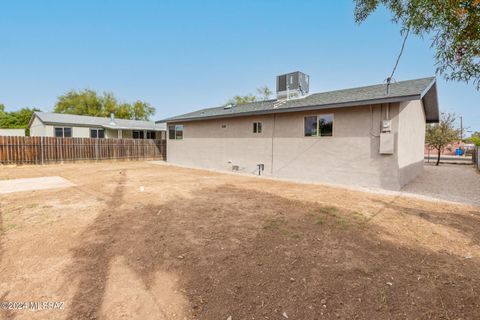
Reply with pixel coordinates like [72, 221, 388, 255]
[381, 120, 392, 132]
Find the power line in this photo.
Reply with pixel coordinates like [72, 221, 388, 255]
[386, 29, 410, 95]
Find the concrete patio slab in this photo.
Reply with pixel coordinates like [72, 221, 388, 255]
[0, 176, 75, 194]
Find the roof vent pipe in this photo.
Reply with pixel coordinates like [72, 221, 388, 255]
[110, 113, 116, 125]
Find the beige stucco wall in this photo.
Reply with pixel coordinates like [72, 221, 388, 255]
[166, 102, 429, 190]
[397, 100, 426, 186]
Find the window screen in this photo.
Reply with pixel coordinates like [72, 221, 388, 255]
[253, 122, 262, 133]
[63, 128, 72, 137]
[319, 115, 333, 136]
[175, 125, 183, 140]
[55, 127, 64, 137]
[304, 116, 317, 136]
[168, 126, 176, 140]
[55, 127, 72, 138]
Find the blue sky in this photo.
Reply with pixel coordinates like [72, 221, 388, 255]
[1, 0, 478, 132]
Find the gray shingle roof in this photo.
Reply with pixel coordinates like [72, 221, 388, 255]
[160, 77, 439, 123]
[32, 112, 166, 131]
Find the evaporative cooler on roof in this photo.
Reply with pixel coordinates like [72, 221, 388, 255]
[276, 71, 310, 99]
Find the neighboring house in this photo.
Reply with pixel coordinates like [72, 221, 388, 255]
[0, 128, 25, 136]
[29, 112, 166, 139]
[425, 141, 474, 156]
[160, 72, 439, 190]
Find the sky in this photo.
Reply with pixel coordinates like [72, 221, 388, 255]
[0, 0, 479, 133]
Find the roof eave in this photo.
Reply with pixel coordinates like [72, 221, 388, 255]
[163, 94, 421, 123]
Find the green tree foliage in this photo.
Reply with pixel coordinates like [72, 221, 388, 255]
[54, 89, 155, 120]
[354, 0, 480, 89]
[468, 131, 480, 146]
[256, 86, 273, 101]
[0, 106, 40, 136]
[227, 86, 273, 106]
[425, 112, 461, 165]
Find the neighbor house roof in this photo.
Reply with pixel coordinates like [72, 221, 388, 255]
[160, 77, 439, 123]
[30, 112, 166, 131]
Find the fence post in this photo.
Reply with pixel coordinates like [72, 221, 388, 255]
[41, 137, 44, 165]
[95, 139, 99, 161]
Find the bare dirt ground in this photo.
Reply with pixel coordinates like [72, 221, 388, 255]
[0, 161, 479, 320]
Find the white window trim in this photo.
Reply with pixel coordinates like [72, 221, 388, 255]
[304, 114, 334, 137]
[90, 128, 104, 139]
[168, 125, 184, 140]
[54, 127, 72, 138]
[253, 121, 262, 134]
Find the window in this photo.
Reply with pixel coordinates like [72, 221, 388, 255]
[304, 116, 317, 137]
[54, 127, 72, 138]
[146, 131, 156, 139]
[90, 129, 104, 139]
[133, 131, 144, 139]
[304, 114, 333, 137]
[221, 124, 227, 128]
[319, 114, 333, 136]
[168, 125, 183, 140]
[253, 122, 262, 133]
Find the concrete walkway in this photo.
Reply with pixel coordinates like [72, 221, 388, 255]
[402, 163, 480, 207]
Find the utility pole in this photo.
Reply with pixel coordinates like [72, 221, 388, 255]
[460, 115, 463, 140]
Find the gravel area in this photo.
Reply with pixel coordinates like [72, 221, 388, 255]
[402, 163, 480, 206]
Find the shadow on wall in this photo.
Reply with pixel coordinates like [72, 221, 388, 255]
[64, 178, 480, 319]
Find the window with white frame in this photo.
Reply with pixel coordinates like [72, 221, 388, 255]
[253, 122, 262, 133]
[133, 130, 144, 139]
[90, 128, 105, 139]
[304, 114, 333, 137]
[146, 131, 156, 139]
[168, 125, 183, 140]
[54, 127, 72, 138]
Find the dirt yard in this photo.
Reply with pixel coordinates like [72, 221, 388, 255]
[1, 161, 480, 320]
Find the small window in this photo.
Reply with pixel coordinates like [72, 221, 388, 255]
[253, 122, 262, 133]
[55, 127, 72, 138]
[146, 131, 156, 139]
[221, 124, 227, 128]
[304, 114, 333, 137]
[168, 125, 183, 140]
[175, 125, 183, 140]
[90, 129, 104, 139]
[133, 131, 144, 139]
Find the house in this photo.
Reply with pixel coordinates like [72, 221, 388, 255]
[29, 112, 166, 139]
[0, 128, 25, 136]
[160, 72, 439, 190]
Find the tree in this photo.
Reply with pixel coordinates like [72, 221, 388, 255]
[226, 86, 273, 106]
[0, 106, 40, 136]
[256, 86, 273, 101]
[425, 112, 461, 165]
[354, 0, 480, 89]
[468, 131, 480, 146]
[54, 89, 155, 120]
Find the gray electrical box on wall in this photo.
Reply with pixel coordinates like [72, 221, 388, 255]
[379, 132, 394, 154]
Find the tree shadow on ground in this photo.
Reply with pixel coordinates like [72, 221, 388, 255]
[65, 172, 480, 319]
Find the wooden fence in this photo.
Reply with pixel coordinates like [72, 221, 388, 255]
[0, 136, 166, 165]
[474, 146, 480, 171]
